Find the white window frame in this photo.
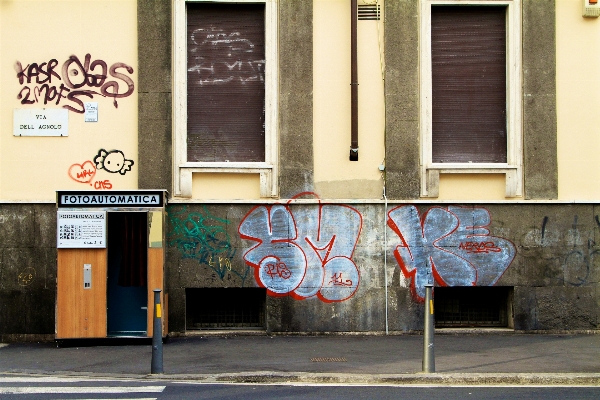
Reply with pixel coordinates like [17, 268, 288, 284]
[172, 0, 279, 198]
[419, 0, 522, 197]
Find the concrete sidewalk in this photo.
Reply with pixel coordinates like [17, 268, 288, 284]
[1, 332, 600, 385]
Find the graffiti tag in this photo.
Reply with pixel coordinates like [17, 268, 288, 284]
[265, 260, 292, 280]
[458, 241, 501, 254]
[188, 27, 265, 86]
[387, 205, 516, 302]
[94, 149, 134, 175]
[168, 206, 249, 284]
[18, 267, 36, 286]
[68, 161, 96, 183]
[68, 149, 132, 190]
[238, 192, 363, 303]
[15, 54, 134, 113]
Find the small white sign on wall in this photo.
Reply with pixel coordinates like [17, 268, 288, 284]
[13, 108, 68, 136]
[84, 102, 98, 122]
[57, 211, 106, 248]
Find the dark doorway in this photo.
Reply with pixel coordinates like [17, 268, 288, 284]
[107, 212, 148, 336]
[186, 288, 266, 330]
[434, 286, 512, 328]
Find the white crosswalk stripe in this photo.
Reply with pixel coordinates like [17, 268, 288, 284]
[0, 377, 165, 397]
[0, 386, 164, 394]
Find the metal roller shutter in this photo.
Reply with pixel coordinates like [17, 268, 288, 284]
[187, 3, 265, 162]
[431, 6, 507, 163]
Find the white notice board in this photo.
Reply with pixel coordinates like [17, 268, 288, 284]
[57, 211, 106, 248]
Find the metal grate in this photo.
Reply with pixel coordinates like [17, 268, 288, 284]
[435, 287, 511, 328]
[311, 357, 347, 362]
[186, 288, 266, 330]
[358, 4, 380, 20]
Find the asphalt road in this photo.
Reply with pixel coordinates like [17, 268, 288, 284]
[1, 376, 600, 400]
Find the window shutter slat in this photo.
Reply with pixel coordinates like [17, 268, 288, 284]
[431, 6, 507, 164]
[187, 4, 265, 162]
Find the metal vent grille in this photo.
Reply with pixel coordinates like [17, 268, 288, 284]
[311, 357, 347, 362]
[358, 4, 380, 20]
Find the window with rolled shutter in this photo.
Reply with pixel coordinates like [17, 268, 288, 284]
[431, 6, 507, 163]
[187, 3, 265, 163]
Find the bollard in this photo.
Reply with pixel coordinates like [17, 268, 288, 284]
[151, 289, 163, 374]
[422, 284, 435, 373]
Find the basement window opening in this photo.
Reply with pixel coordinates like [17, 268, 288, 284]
[185, 288, 266, 330]
[434, 286, 513, 328]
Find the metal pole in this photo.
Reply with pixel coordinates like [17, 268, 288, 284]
[151, 289, 163, 374]
[350, 0, 359, 161]
[422, 284, 435, 373]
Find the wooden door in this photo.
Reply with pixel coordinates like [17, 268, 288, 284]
[147, 211, 165, 337]
[56, 249, 107, 338]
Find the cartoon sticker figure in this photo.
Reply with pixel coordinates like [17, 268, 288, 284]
[94, 149, 134, 175]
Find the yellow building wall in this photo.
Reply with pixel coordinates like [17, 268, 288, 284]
[192, 173, 261, 200]
[556, 0, 600, 200]
[439, 0, 600, 201]
[3, 1, 597, 202]
[0, 0, 138, 201]
[313, 0, 386, 199]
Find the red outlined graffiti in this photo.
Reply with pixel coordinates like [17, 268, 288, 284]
[458, 241, 502, 254]
[328, 272, 353, 287]
[94, 180, 113, 190]
[15, 54, 134, 113]
[68, 160, 113, 190]
[264, 259, 292, 280]
[68, 161, 96, 183]
[387, 205, 516, 302]
[238, 192, 363, 303]
[68, 148, 133, 190]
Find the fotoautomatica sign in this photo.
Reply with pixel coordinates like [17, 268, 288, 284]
[57, 191, 165, 208]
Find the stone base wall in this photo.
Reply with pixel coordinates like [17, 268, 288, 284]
[2, 202, 599, 339]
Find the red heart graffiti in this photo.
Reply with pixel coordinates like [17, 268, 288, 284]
[68, 161, 97, 183]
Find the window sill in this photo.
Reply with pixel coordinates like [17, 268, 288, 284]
[175, 162, 277, 199]
[421, 164, 522, 198]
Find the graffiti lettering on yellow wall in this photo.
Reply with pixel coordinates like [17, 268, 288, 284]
[387, 205, 516, 302]
[94, 149, 134, 175]
[167, 206, 249, 285]
[68, 149, 133, 190]
[15, 54, 134, 113]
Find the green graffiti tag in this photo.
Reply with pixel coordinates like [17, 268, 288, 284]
[167, 205, 249, 284]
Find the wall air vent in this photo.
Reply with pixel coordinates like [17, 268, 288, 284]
[358, 4, 380, 21]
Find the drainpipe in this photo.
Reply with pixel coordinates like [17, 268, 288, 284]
[350, 0, 359, 161]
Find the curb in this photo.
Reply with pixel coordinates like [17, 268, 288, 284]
[4, 370, 600, 386]
[160, 372, 600, 386]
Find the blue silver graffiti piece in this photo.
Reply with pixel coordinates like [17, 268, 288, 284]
[239, 203, 362, 302]
[387, 205, 516, 302]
